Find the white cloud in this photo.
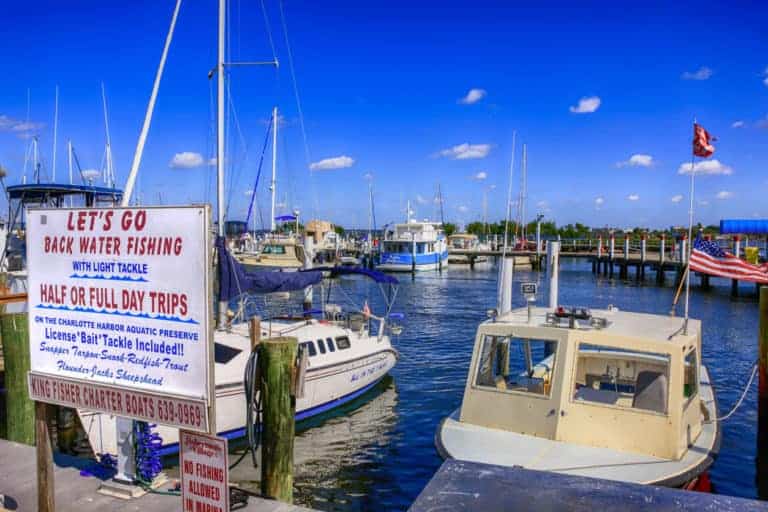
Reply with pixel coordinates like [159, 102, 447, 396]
[715, 190, 734, 200]
[309, 155, 354, 171]
[617, 153, 654, 168]
[472, 171, 487, 181]
[457, 205, 469, 213]
[437, 143, 491, 160]
[732, 120, 745, 128]
[594, 196, 604, 208]
[677, 159, 733, 175]
[536, 200, 549, 209]
[569, 96, 601, 114]
[681, 66, 713, 80]
[169, 151, 204, 169]
[362, 172, 374, 181]
[763, 67, 768, 87]
[458, 88, 487, 105]
[698, 200, 710, 206]
[81, 169, 101, 181]
[415, 194, 428, 205]
[627, 194, 640, 201]
[671, 194, 683, 203]
[0, 114, 44, 137]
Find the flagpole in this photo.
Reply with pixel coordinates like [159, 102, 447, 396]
[683, 120, 696, 335]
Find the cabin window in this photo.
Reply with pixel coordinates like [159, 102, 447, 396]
[474, 335, 557, 397]
[416, 243, 426, 254]
[336, 336, 351, 350]
[572, 343, 670, 415]
[684, 349, 698, 403]
[326, 337, 336, 352]
[300, 341, 317, 357]
[262, 245, 286, 255]
[317, 338, 327, 354]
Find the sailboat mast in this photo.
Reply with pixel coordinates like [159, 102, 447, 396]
[101, 82, 114, 187]
[368, 182, 373, 249]
[216, 0, 226, 237]
[270, 106, 278, 232]
[521, 144, 527, 241]
[52, 86, 59, 182]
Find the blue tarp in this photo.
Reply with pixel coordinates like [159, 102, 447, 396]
[216, 237, 323, 301]
[307, 266, 399, 285]
[720, 219, 768, 235]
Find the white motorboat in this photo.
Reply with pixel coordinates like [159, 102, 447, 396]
[447, 233, 489, 264]
[378, 214, 448, 272]
[436, 250, 720, 491]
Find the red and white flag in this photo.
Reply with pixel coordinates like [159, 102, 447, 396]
[693, 123, 715, 158]
[690, 237, 768, 284]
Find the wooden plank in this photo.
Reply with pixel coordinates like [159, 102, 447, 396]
[409, 459, 768, 512]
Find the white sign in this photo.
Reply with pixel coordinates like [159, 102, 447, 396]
[521, 282, 537, 299]
[180, 430, 229, 512]
[26, 206, 212, 431]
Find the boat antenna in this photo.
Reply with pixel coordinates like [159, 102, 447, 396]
[52, 85, 59, 182]
[497, 131, 516, 312]
[683, 119, 697, 335]
[437, 183, 445, 226]
[121, 0, 182, 207]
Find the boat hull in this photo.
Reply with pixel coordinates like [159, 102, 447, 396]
[435, 365, 720, 489]
[377, 251, 449, 272]
[78, 348, 398, 456]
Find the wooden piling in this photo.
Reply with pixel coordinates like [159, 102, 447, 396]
[35, 402, 55, 512]
[260, 336, 298, 503]
[1, 312, 34, 445]
[758, 287, 768, 499]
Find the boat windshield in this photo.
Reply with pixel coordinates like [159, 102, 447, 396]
[572, 343, 671, 415]
[474, 336, 557, 397]
[261, 244, 287, 255]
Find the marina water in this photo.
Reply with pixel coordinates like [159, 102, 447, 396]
[223, 258, 759, 510]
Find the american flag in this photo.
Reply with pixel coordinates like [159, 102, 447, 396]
[693, 123, 716, 158]
[689, 237, 768, 284]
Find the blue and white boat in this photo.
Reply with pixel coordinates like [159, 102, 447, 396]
[378, 214, 449, 272]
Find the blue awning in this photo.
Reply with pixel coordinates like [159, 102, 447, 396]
[216, 237, 322, 301]
[275, 215, 297, 221]
[720, 219, 768, 235]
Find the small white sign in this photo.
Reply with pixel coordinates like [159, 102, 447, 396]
[521, 282, 537, 299]
[26, 206, 212, 430]
[180, 430, 229, 512]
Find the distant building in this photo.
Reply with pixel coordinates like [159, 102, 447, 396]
[305, 219, 334, 244]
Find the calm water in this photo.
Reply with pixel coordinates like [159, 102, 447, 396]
[229, 258, 761, 510]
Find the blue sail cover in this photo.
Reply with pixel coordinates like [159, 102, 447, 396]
[216, 237, 323, 301]
[307, 266, 399, 285]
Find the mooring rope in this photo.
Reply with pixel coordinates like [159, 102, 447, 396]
[707, 360, 758, 423]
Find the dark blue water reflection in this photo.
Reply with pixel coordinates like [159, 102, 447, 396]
[242, 258, 762, 510]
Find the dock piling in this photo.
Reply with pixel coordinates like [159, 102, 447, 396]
[259, 336, 298, 503]
[758, 287, 768, 499]
[1, 312, 34, 445]
[35, 402, 55, 512]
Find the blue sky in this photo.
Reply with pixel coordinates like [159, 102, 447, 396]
[1, 1, 766, 229]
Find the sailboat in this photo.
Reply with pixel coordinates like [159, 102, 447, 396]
[77, 0, 400, 456]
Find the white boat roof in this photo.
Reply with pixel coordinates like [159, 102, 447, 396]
[493, 306, 699, 347]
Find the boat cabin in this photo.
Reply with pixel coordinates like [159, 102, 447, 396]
[459, 305, 704, 460]
[448, 233, 479, 250]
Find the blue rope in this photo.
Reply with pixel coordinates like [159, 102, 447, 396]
[134, 421, 163, 482]
[245, 115, 274, 231]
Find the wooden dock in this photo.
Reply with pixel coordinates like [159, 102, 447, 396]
[409, 459, 768, 512]
[0, 439, 315, 512]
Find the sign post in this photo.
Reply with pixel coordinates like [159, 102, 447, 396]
[521, 282, 537, 324]
[25, 206, 214, 498]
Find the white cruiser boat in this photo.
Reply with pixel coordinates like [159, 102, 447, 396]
[378, 219, 448, 272]
[436, 251, 719, 491]
[447, 233, 489, 264]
